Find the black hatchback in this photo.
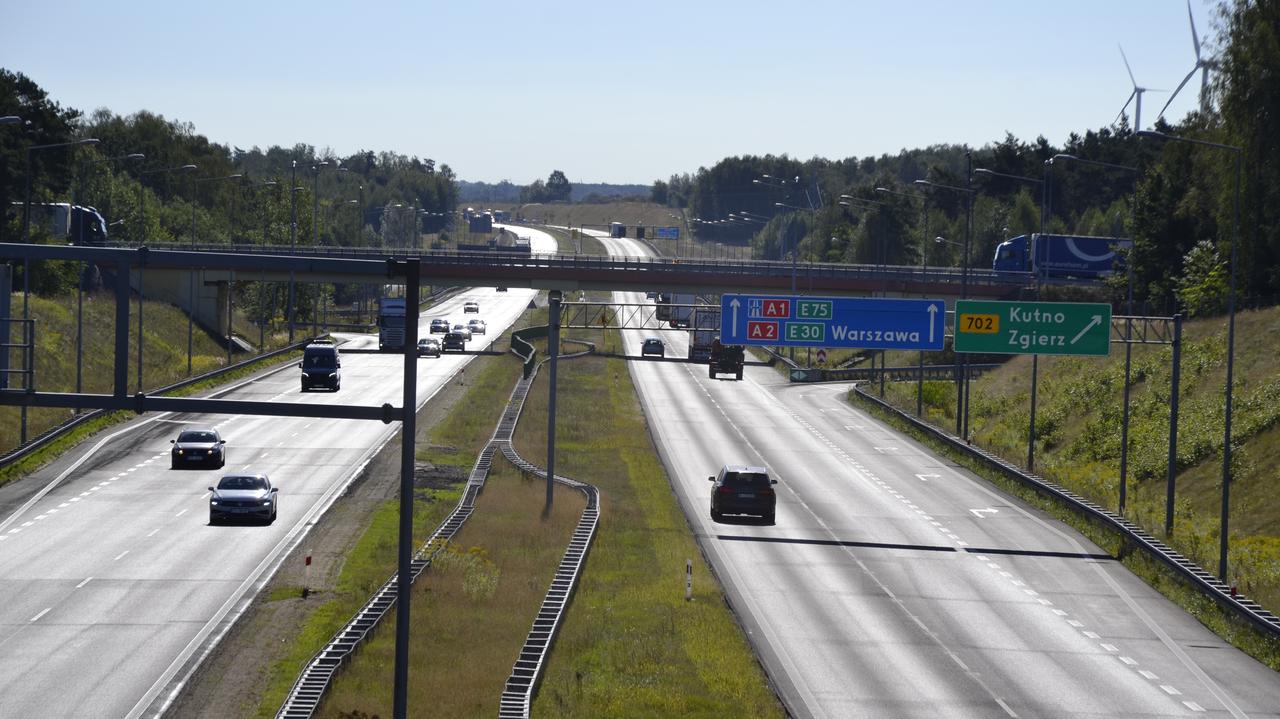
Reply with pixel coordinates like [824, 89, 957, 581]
[709, 464, 777, 524]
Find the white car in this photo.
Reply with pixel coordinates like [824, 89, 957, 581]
[467, 318, 487, 335]
[452, 323, 473, 340]
[463, 301, 480, 313]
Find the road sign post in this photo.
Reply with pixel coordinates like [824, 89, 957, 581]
[721, 294, 945, 351]
[954, 300, 1111, 356]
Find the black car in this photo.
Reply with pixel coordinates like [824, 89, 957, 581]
[208, 473, 278, 524]
[171, 428, 226, 469]
[429, 318, 451, 334]
[641, 338, 665, 357]
[709, 464, 776, 524]
[442, 331, 467, 351]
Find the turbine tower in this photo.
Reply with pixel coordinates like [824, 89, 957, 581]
[1158, 0, 1217, 120]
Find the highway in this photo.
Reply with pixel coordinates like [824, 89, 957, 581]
[0, 230, 557, 718]
[591, 229, 1280, 718]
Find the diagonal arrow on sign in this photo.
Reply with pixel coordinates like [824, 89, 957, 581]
[1071, 315, 1102, 345]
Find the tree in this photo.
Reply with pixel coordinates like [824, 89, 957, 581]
[1176, 239, 1229, 316]
[650, 179, 669, 205]
[545, 170, 572, 202]
[1, 69, 81, 242]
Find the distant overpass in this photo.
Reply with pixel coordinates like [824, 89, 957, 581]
[1, 242, 1036, 301]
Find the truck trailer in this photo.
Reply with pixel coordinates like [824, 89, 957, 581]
[378, 297, 407, 351]
[992, 233, 1130, 279]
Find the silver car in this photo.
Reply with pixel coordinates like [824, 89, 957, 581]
[208, 473, 279, 524]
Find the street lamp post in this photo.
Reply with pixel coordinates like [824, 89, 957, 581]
[251, 180, 278, 351]
[187, 173, 242, 374]
[1049, 153, 1141, 514]
[136, 163, 197, 392]
[18, 137, 101, 443]
[1138, 129, 1241, 581]
[915, 170, 976, 439]
[973, 167, 1047, 471]
[876, 186, 931, 415]
[75, 151, 145, 401]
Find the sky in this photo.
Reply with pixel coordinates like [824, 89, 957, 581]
[1, 1, 1223, 185]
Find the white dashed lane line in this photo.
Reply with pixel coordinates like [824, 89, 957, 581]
[113, 551, 129, 562]
[796, 397, 1205, 713]
[29, 608, 51, 622]
[76, 577, 93, 589]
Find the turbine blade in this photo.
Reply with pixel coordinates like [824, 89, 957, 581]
[1119, 44, 1138, 86]
[1159, 69, 1198, 119]
[1188, 0, 1202, 58]
[1116, 89, 1137, 125]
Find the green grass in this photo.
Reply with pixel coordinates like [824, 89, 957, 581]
[255, 491, 462, 717]
[860, 305, 1280, 669]
[315, 460, 585, 718]
[514, 328, 784, 717]
[0, 289, 301, 460]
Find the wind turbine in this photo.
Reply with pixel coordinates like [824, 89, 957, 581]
[1158, 0, 1217, 120]
[1116, 45, 1161, 132]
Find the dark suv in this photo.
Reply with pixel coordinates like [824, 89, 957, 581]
[300, 341, 341, 391]
[709, 464, 777, 524]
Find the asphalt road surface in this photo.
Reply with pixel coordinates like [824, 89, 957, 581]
[590, 228, 1280, 719]
[0, 230, 556, 718]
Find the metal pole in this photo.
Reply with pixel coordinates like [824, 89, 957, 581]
[1030, 165, 1049, 471]
[392, 258, 420, 719]
[75, 161, 85, 401]
[114, 259, 130, 397]
[188, 177, 196, 375]
[546, 289, 563, 512]
[1119, 254, 1136, 514]
[288, 161, 297, 343]
[20, 151, 33, 443]
[1165, 313, 1182, 535]
[1219, 152, 1241, 581]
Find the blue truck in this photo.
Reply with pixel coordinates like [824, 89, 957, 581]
[992, 233, 1130, 279]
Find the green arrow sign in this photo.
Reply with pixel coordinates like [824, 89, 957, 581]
[955, 300, 1111, 356]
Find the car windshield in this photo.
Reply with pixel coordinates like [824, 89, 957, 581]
[724, 471, 770, 488]
[218, 475, 268, 490]
[178, 431, 217, 443]
[305, 352, 336, 368]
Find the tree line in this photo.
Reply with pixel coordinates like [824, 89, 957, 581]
[652, 0, 1279, 317]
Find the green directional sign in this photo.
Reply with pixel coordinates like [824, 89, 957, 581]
[955, 300, 1111, 356]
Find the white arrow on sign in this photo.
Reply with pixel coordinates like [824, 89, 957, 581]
[928, 303, 938, 343]
[969, 507, 999, 518]
[915, 473, 940, 482]
[729, 298, 741, 339]
[1071, 315, 1102, 345]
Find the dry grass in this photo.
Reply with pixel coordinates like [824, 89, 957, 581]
[315, 460, 584, 718]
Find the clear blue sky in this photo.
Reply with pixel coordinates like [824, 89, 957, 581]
[1, 1, 1220, 185]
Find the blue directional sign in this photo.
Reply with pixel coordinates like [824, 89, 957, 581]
[720, 294, 946, 350]
[655, 226, 680, 239]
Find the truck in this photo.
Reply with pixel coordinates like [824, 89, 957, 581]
[668, 292, 695, 329]
[513, 234, 532, 252]
[708, 340, 745, 380]
[689, 307, 720, 362]
[992, 233, 1130, 279]
[378, 297, 407, 351]
[654, 292, 672, 322]
[11, 202, 109, 245]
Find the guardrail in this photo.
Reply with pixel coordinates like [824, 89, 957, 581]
[851, 384, 1280, 640]
[790, 363, 1001, 383]
[276, 340, 600, 719]
[0, 338, 318, 471]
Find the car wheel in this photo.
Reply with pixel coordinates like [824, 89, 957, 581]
[301, 384, 308, 392]
[708, 367, 716, 379]
[736, 368, 743, 380]
[711, 507, 723, 522]
[171, 460, 179, 470]
[209, 514, 218, 526]
[765, 512, 776, 525]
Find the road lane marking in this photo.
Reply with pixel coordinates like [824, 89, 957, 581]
[1119, 656, 1138, 666]
[1139, 670, 1158, 679]
[114, 550, 129, 561]
[175, 509, 189, 518]
[76, 577, 93, 589]
[147, 529, 160, 537]
[1183, 701, 1204, 712]
[1160, 685, 1181, 695]
[30, 608, 51, 622]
